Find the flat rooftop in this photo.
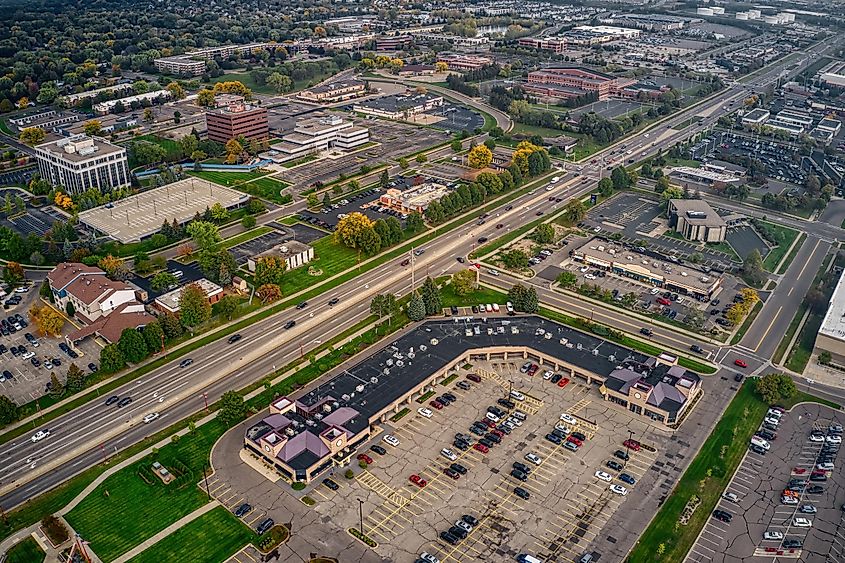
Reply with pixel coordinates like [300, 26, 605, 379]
[78, 177, 248, 243]
[669, 199, 728, 227]
[354, 93, 443, 113]
[819, 271, 845, 342]
[36, 134, 125, 163]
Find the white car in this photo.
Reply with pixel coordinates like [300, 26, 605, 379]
[418, 407, 433, 418]
[650, 287, 660, 295]
[817, 462, 834, 471]
[809, 433, 825, 442]
[525, 453, 542, 465]
[763, 531, 783, 540]
[455, 520, 472, 533]
[441, 448, 458, 462]
[542, 370, 554, 380]
[420, 553, 440, 563]
[383, 434, 400, 447]
[767, 408, 783, 418]
[792, 517, 812, 528]
[585, 274, 597, 280]
[555, 422, 571, 434]
[593, 226, 601, 233]
[31, 429, 50, 442]
[723, 492, 738, 503]
[487, 269, 500, 276]
[510, 391, 525, 401]
[763, 416, 780, 426]
[609, 484, 628, 496]
[579, 266, 589, 273]
[560, 413, 578, 425]
[14, 287, 28, 293]
[492, 303, 500, 313]
[595, 471, 612, 482]
[827, 435, 842, 444]
[142, 412, 160, 424]
[20, 351, 34, 360]
[781, 495, 798, 505]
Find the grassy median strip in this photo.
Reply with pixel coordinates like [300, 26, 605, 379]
[730, 300, 763, 346]
[776, 232, 806, 275]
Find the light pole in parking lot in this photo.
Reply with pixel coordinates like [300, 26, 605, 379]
[358, 498, 364, 536]
[624, 429, 634, 468]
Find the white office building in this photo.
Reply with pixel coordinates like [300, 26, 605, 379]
[260, 115, 369, 164]
[35, 134, 130, 194]
[93, 90, 171, 115]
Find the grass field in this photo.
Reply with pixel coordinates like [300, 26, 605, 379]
[65, 420, 227, 562]
[777, 232, 806, 275]
[6, 536, 45, 563]
[187, 170, 290, 203]
[126, 506, 255, 563]
[759, 221, 800, 272]
[279, 235, 359, 295]
[628, 382, 769, 563]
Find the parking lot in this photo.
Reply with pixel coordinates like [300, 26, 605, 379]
[0, 167, 35, 187]
[716, 132, 807, 186]
[310, 360, 670, 562]
[686, 402, 845, 563]
[299, 183, 418, 230]
[0, 288, 100, 404]
[426, 102, 485, 133]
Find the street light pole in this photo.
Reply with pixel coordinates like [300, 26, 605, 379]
[358, 498, 364, 535]
[624, 429, 634, 467]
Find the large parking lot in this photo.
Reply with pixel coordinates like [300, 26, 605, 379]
[687, 402, 845, 563]
[299, 182, 419, 229]
[310, 360, 670, 562]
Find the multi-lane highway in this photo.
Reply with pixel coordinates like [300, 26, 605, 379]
[0, 45, 832, 513]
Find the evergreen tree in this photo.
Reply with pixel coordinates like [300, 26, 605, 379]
[407, 291, 426, 321]
[420, 277, 442, 316]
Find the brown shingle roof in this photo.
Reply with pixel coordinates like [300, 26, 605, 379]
[47, 262, 105, 291]
[67, 303, 151, 344]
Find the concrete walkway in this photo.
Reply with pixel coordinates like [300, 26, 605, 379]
[111, 500, 220, 563]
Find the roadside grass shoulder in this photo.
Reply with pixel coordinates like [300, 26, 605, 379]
[5, 536, 45, 563]
[759, 221, 800, 272]
[730, 300, 763, 346]
[777, 232, 806, 275]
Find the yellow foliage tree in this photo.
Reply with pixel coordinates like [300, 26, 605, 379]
[225, 138, 243, 164]
[197, 89, 215, 107]
[334, 212, 375, 250]
[53, 192, 73, 210]
[166, 82, 186, 100]
[19, 127, 45, 146]
[16, 97, 29, 109]
[510, 140, 543, 176]
[435, 61, 448, 73]
[29, 304, 65, 337]
[83, 119, 102, 136]
[212, 81, 253, 101]
[467, 144, 493, 169]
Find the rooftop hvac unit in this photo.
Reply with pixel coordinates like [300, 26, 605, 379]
[566, 343, 574, 348]
[332, 402, 339, 409]
[592, 349, 599, 356]
[306, 419, 316, 426]
[498, 326, 505, 334]
[383, 368, 390, 375]
[560, 338, 569, 345]
[396, 360, 404, 367]
[431, 338, 439, 345]
[544, 333, 552, 340]
[609, 355, 615, 363]
[322, 403, 332, 413]
[681, 272, 688, 277]
[370, 377, 379, 384]
[314, 413, 323, 420]
[576, 343, 583, 350]
[408, 351, 416, 359]
[536, 328, 546, 336]
[408, 347, 414, 354]
[465, 329, 473, 337]
[487, 327, 494, 335]
[285, 427, 296, 436]
[386, 359, 394, 367]
[511, 327, 519, 334]
[356, 384, 365, 392]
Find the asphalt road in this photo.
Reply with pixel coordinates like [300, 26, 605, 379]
[1, 47, 833, 512]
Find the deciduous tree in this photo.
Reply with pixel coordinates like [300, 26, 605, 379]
[150, 272, 178, 292]
[754, 373, 796, 405]
[118, 328, 148, 364]
[467, 144, 493, 169]
[3, 261, 23, 285]
[452, 269, 476, 296]
[100, 343, 126, 373]
[216, 294, 239, 320]
[142, 321, 165, 353]
[218, 390, 247, 427]
[29, 304, 65, 336]
[257, 283, 282, 303]
[19, 127, 45, 146]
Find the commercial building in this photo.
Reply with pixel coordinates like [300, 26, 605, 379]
[416, 33, 490, 50]
[517, 37, 568, 54]
[599, 14, 687, 31]
[571, 238, 722, 299]
[669, 166, 743, 188]
[244, 316, 702, 483]
[563, 25, 641, 46]
[667, 199, 728, 243]
[93, 90, 171, 115]
[398, 64, 437, 77]
[352, 93, 444, 120]
[58, 84, 135, 107]
[377, 182, 451, 214]
[77, 177, 248, 243]
[63, 115, 138, 136]
[205, 102, 269, 144]
[154, 43, 276, 76]
[8, 110, 79, 132]
[260, 115, 369, 164]
[47, 263, 138, 323]
[246, 241, 314, 272]
[524, 67, 636, 101]
[436, 54, 494, 72]
[816, 271, 845, 363]
[297, 81, 367, 104]
[67, 302, 152, 346]
[376, 35, 413, 51]
[35, 134, 130, 195]
[741, 108, 771, 126]
[154, 278, 223, 314]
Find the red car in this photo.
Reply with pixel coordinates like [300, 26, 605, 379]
[491, 429, 504, 438]
[467, 373, 482, 383]
[473, 443, 489, 454]
[527, 365, 538, 376]
[480, 419, 496, 428]
[557, 377, 570, 388]
[623, 439, 641, 452]
[734, 359, 748, 368]
[357, 454, 373, 464]
[409, 474, 427, 487]
[792, 467, 808, 475]
[567, 436, 583, 447]
[430, 400, 444, 410]
[656, 297, 671, 306]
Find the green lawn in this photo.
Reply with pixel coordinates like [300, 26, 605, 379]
[759, 221, 800, 272]
[628, 382, 769, 563]
[778, 232, 806, 275]
[279, 235, 359, 295]
[786, 307, 825, 373]
[280, 154, 318, 169]
[210, 73, 275, 95]
[65, 420, 227, 562]
[440, 282, 507, 308]
[236, 177, 291, 204]
[126, 506, 255, 563]
[187, 170, 290, 204]
[6, 536, 45, 563]
[511, 123, 568, 138]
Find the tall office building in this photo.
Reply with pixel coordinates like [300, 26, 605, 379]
[205, 102, 269, 144]
[35, 134, 130, 194]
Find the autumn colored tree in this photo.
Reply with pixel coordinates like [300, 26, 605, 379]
[19, 127, 45, 146]
[3, 261, 24, 285]
[254, 256, 287, 287]
[29, 304, 65, 337]
[334, 212, 380, 254]
[97, 255, 128, 279]
[197, 89, 215, 107]
[165, 82, 186, 100]
[467, 144, 493, 169]
[257, 283, 282, 303]
[225, 138, 243, 164]
[435, 62, 448, 72]
[83, 119, 102, 136]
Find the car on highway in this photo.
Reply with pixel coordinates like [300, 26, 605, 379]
[31, 429, 50, 442]
[105, 396, 120, 406]
[328, 297, 340, 306]
[142, 412, 160, 424]
[284, 320, 296, 329]
[179, 358, 193, 368]
[117, 397, 132, 407]
[228, 334, 242, 344]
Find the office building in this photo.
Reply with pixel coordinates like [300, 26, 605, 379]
[47, 263, 138, 323]
[35, 135, 130, 195]
[154, 43, 276, 76]
[260, 115, 369, 164]
[741, 108, 770, 126]
[816, 271, 845, 363]
[247, 241, 314, 272]
[517, 37, 568, 54]
[154, 278, 223, 314]
[93, 90, 171, 115]
[297, 81, 367, 104]
[8, 110, 79, 132]
[352, 93, 444, 120]
[205, 102, 269, 144]
[436, 54, 494, 71]
[377, 182, 451, 214]
[667, 199, 727, 243]
[524, 67, 636, 101]
[58, 84, 135, 107]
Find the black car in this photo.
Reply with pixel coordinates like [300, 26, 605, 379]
[606, 460, 623, 471]
[117, 397, 132, 407]
[442, 392, 457, 402]
[550, 373, 562, 384]
[51, 358, 61, 367]
[613, 450, 630, 461]
[571, 431, 587, 442]
[284, 320, 296, 329]
[1, 370, 11, 380]
[749, 444, 767, 455]
[756, 430, 776, 441]
[734, 373, 744, 383]
[257, 518, 274, 535]
[551, 428, 567, 439]
[295, 301, 308, 309]
[9, 346, 19, 357]
[690, 345, 704, 354]
[477, 237, 488, 244]
[443, 468, 460, 480]
[510, 469, 528, 481]
[639, 328, 653, 336]
[370, 445, 387, 456]
[782, 539, 802, 549]
[545, 433, 562, 444]
[807, 485, 824, 494]
[448, 526, 468, 540]
[461, 514, 479, 527]
[30, 357, 40, 367]
[497, 398, 516, 409]
[453, 440, 470, 451]
[88, 363, 98, 372]
[470, 426, 486, 436]
[228, 334, 242, 344]
[68, 349, 79, 358]
[234, 503, 252, 517]
[328, 297, 340, 306]
[810, 472, 828, 482]
[179, 358, 193, 368]
[513, 462, 531, 474]
[479, 438, 495, 448]
[485, 433, 501, 444]
[514, 487, 531, 500]
[450, 463, 468, 475]
[712, 509, 732, 523]
[456, 380, 471, 391]
[497, 424, 512, 435]
[440, 531, 460, 545]
[487, 406, 504, 416]
[438, 395, 453, 406]
[105, 396, 120, 406]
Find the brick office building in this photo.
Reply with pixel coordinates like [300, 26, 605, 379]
[205, 102, 269, 144]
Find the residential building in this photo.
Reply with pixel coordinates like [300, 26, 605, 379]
[667, 199, 727, 243]
[377, 182, 451, 214]
[436, 54, 493, 72]
[47, 263, 138, 323]
[93, 90, 172, 115]
[205, 102, 269, 144]
[524, 67, 636, 101]
[154, 279, 223, 314]
[246, 241, 314, 272]
[352, 93, 444, 120]
[35, 134, 130, 194]
[154, 57, 207, 76]
[297, 81, 367, 104]
[599, 14, 687, 31]
[245, 316, 702, 484]
[260, 115, 369, 164]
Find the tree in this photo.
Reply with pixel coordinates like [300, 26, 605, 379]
[334, 212, 380, 254]
[501, 249, 529, 270]
[398, 157, 409, 170]
[143, 107, 154, 123]
[19, 127, 45, 146]
[611, 166, 631, 189]
[118, 328, 148, 364]
[186, 220, 221, 252]
[420, 277, 442, 316]
[49, 372, 64, 397]
[29, 304, 65, 337]
[241, 215, 256, 229]
[257, 283, 282, 303]
[556, 271, 577, 288]
[98, 255, 126, 279]
[435, 61, 449, 73]
[754, 373, 796, 405]
[100, 343, 126, 373]
[451, 139, 463, 153]
[452, 269, 476, 296]
[65, 363, 86, 392]
[166, 81, 186, 100]
[210, 202, 229, 221]
[819, 350, 832, 365]
[742, 249, 766, 288]
[217, 294, 239, 320]
[179, 283, 211, 327]
[598, 177, 614, 197]
[159, 312, 183, 340]
[65, 301, 75, 318]
[3, 261, 23, 285]
[83, 119, 102, 136]
[225, 138, 243, 164]
[150, 272, 178, 292]
[218, 390, 247, 427]
[197, 89, 215, 107]
[0, 395, 18, 425]
[416, 154, 427, 164]
[725, 303, 747, 326]
[509, 284, 538, 313]
[379, 169, 390, 187]
[407, 291, 426, 321]
[467, 144, 493, 169]
[254, 256, 287, 287]
[406, 212, 424, 232]
[531, 224, 555, 245]
[565, 199, 586, 223]
[173, 111, 182, 124]
[142, 321, 165, 353]
[267, 72, 292, 93]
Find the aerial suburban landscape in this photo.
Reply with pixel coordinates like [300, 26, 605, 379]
[3, 0, 845, 562]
